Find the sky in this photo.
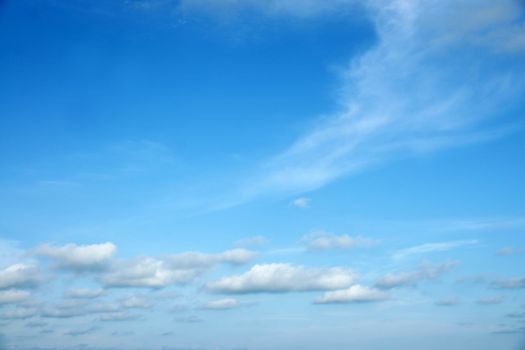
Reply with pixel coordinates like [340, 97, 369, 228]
[0, 0, 525, 349]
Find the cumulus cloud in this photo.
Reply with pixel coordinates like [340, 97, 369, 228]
[102, 249, 255, 289]
[1, 307, 38, 320]
[34, 242, 116, 271]
[376, 261, 459, 289]
[314, 285, 388, 304]
[0, 264, 40, 290]
[203, 298, 240, 310]
[302, 232, 377, 250]
[0, 290, 31, 304]
[206, 263, 357, 293]
[393, 240, 478, 259]
[65, 288, 105, 299]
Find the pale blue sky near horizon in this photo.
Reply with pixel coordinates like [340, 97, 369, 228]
[0, 1, 525, 350]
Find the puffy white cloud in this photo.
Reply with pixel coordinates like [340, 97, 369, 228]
[314, 285, 388, 304]
[376, 261, 458, 289]
[102, 257, 193, 288]
[302, 232, 377, 250]
[34, 242, 116, 271]
[203, 298, 239, 310]
[65, 288, 105, 299]
[0, 290, 31, 304]
[0, 264, 40, 290]
[206, 263, 357, 293]
[102, 249, 255, 289]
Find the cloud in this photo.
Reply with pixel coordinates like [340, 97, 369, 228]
[314, 285, 388, 304]
[0, 290, 31, 304]
[99, 312, 139, 322]
[102, 249, 255, 289]
[64, 326, 100, 337]
[491, 277, 525, 289]
[203, 0, 525, 206]
[120, 295, 150, 309]
[34, 242, 116, 271]
[477, 296, 504, 305]
[0, 307, 38, 320]
[0, 264, 40, 290]
[203, 298, 240, 310]
[376, 261, 459, 289]
[435, 298, 460, 306]
[65, 288, 105, 299]
[301, 232, 377, 250]
[291, 197, 311, 208]
[393, 240, 478, 259]
[206, 263, 357, 293]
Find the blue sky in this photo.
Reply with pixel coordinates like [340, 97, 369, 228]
[0, 0, 525, 349]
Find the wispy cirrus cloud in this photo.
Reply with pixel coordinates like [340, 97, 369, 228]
[393, 240, 478, 260]
[206, 0, 525, 206]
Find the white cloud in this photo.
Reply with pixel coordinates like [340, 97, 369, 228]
[376, 261, 459, 289]
[120, 295, 150, 309]
[393, 240, 478, 259]
[1, 307, 38, 320]
[65, 288, 105, 299]
[102, 249, 255, 289]
[34, 242, 116, 271]
[102, 257, 198, 288]
[203, 298, 240, 310]
[0, 264, 40, 290]
[0, 290, 31, 304]
[291, 197, 311, 208]
[302, 232, 377, 250]
[206, 263, 357, 293]
[314, 285, 388, 304]
[207, 0, 525, 204]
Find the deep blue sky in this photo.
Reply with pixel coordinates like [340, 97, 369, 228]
[0, 1, 524, 350]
